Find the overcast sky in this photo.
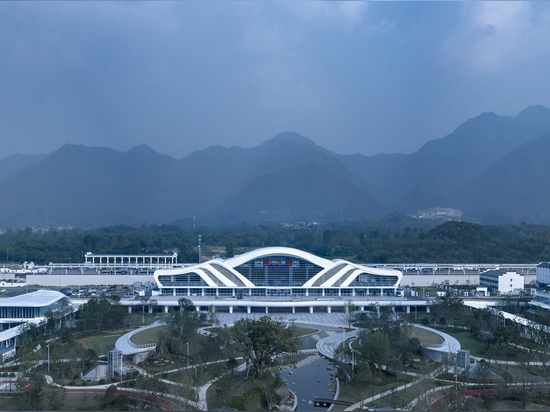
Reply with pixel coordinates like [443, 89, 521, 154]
[1, 1, 550, 159]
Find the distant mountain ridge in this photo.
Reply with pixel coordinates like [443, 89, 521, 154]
[1, 105, 550, 228]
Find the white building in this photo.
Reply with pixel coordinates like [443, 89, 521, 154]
[479, 270, 524, 295]
[83, 252, 178, 269]
[154, 246, 402, 300]
[0, 290, 72, 359]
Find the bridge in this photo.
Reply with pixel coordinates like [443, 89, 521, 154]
[313, 397, 353, 407]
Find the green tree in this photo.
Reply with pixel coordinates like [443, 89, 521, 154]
[166, 298, 205, 342]
[228, 316, 300, 377]
[352, 361, 372, 387]
[344, 300, 358, 328]
[225, 238, 237, 257]
[103, 385, 118, 408]
[387, 358, 404, 376]
[215, 373, 232, 402]
[208, 305, 219, 327]
[360, 331, 389, 370]
[78, 297, 126, 333]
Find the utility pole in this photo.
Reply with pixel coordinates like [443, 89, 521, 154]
[198, 235, 202, 263]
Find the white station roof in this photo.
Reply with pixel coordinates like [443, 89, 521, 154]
[0, 290, 68, 308]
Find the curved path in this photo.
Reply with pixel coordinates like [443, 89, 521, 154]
[115, 321, 161, 355]
[316, 330, 357, 360]
[412, 324, 461, 354]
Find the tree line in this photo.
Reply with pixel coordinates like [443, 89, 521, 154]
[2, 217, 550, 265]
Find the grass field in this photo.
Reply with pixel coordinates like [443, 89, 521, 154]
[130, 326, 171, 345]
[292, 326, 318, 336]
[410, 326, 444, 345]
[443, 329, 526, 361]
[330, 377, 413, 411]
[80, 334, 122, 355]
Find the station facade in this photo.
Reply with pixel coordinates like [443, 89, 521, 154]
[153, 247, 402, 300]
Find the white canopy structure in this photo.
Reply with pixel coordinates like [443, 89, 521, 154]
[154, 247, 402, 300]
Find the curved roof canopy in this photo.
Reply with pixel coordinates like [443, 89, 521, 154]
[0, 290, 70, 308]
[154, 247, 402, 289]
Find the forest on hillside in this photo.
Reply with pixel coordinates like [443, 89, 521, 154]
[1, 216, 550, 265]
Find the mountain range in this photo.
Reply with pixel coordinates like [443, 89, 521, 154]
[1, 104, 550, 229]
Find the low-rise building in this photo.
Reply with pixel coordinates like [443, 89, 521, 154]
[0, 290, 72, 357]
[479, 270, 524, 295]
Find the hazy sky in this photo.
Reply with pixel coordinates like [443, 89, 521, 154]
[1, 1, 550, 159]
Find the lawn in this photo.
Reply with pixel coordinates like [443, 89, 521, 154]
[364, 380, 442, 410]
[330, 377, 414, 411]
[291, 326, 319, 336]
[80, 334, 122, 355]
[443, 329, 527, 361]
[130, 326, 171, 345]
[206, 370, 258, 411]
[410, 326, 444, 345]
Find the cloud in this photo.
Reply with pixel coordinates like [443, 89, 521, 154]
[443, 2, 550, 72]
[285, 1, 369, 30]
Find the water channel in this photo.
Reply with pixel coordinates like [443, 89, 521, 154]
[282, 323, 341, 411]
[283, 355, 335, 411]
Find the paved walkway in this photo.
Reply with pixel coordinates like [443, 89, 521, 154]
[344, 366, 445, 411]
[316, 330, 358, 359]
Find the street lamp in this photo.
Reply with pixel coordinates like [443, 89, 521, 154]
[47, 344, 50, 374]
[187, 342, 189, 368]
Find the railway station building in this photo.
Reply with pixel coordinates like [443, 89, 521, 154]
[152, 247, 405, 314]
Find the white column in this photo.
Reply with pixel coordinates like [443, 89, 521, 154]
[327, 306, 331, 314]
[309, 306, 313, 314]
[247, 306, 251, 314]
[229, 306, 233, 314]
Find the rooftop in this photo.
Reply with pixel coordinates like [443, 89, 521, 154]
[0, 290, 69, 308]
